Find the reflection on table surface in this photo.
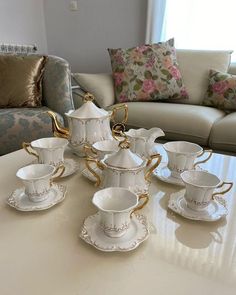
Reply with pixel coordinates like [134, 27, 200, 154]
[148, 147, 236, 286]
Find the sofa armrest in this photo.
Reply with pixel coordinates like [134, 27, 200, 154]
[42, 55, 75, 125]
[72, 73, 115, 108]
[228, 62, 236, 75]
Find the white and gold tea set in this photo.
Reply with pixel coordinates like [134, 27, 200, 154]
[7, 93, 233, 252]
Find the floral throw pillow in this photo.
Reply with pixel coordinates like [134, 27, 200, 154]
[203, 69, 236, 111]
[108, 39, 189, 103]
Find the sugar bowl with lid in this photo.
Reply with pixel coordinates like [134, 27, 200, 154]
[86, 135, 162, 191]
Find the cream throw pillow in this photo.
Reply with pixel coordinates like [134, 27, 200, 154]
[73, 73, 115, 108]
[176, 49, 232, 105]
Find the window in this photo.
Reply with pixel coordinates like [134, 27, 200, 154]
[146, 0, 236, 61]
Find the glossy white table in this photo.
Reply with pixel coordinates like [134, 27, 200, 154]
[0, 148, 236, 295]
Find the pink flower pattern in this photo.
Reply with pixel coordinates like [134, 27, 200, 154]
[203, 69, 236, 111]
[212, 81, 228, 95]
[142, 79, 156, 94]
[108, 39, 189, 102]
[113, 72, 123, 86]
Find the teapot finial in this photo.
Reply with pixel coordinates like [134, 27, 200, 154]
[112, 123, 130, 149]
[84, 92, 95, 102]
[112, 123, 126, 139]
[119, 138, 130, 149]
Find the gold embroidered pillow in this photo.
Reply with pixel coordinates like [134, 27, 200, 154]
[108, 39, 189, 103]
[203, 69, 236, 111]
[0, 55, 47, 107]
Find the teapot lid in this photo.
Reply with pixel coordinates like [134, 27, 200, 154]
[104, 139, 144, 169]
[68, 93, 108, 119]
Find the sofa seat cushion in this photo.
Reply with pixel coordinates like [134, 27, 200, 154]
[0, 107, 63, 155]
[209, 112, 236, 152]
[110, 102, 225, 146]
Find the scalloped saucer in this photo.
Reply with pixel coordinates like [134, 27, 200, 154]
[153, 162, 204, 186]
[80, 213, 149, 252]
[32, 158, 80, 178]
[7, 183, 67, 212]
[168, 190, 228, 221]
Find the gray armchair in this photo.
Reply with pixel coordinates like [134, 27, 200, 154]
[0, 52, 74, 155]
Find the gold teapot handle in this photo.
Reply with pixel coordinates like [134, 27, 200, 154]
[47, 111, 69, 139]
[145, 154, 162, 183]
[131, 193, 149, 217]
[212, 181, 233, 199]
[85, 158, 105, 187]
[83, 144, 98, 158]
[111, 104, 128, 124]
[194, 149, 213, 168]
[22, 142, 39, 160]
[50, 164, 65, 185]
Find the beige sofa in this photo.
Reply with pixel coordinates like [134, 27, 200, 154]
[73, 49, 236, 154]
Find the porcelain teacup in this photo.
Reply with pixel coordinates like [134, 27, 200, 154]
[163, 141, 212, 179]
[84, 139, 119, 160]
[92, 187, 149, 238]
[16, 163, 65, 202]
[23, 137, 68, 167]
[181, 170, 233, 211]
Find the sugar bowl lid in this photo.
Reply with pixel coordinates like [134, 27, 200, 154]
[67, 93, 108, 119]
[104, 138, 144, 169]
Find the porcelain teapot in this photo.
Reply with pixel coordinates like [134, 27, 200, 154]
[86, 135, 162, 191]
[125, 127, 165, 158]
[47, 93, 128, 157]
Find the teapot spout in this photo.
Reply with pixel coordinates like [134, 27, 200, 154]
[47, 111, 69, 139]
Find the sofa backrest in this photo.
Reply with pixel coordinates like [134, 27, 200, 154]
[73, 49, 234, 109]
[43, 55, 75, 122]
[176, 49, 232, 105]
[228, 63, 236, 75]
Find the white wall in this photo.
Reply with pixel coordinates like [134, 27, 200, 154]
[44, 0, 147, 72]
[0, 0, 47, 53]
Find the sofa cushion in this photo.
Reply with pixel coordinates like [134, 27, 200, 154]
[0, 55, 47, 107]
[176, 49, 232, 105]
[110, 102, 225, 146]
[203, 69, 236, 111]
[0, 107, 63, 155]
[108, 39, 188, 103]
[209, 112, 236, 152]
[73, 73, 115, 108]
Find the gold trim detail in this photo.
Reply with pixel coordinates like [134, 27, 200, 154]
[22, 142, 39, 160]
[84, 93, 95, 102]
[145, 154, 162, 182]
[212, 181, 233, 199]
[194, 149, 213, 168]
[50, 164, 65, 184]
[47, 111, 69, 139]
[85, 158, 105, 187]
[111, 104, 128, 124]
[131, 193, 149, 217]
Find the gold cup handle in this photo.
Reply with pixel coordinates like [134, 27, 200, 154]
[212, 181, 233, 199]
[83, 144, 98, 158]
[111, 104, 128, 124]
[131, 193, 149, 217]
[194, 149, 213, 168]
[22, 142, 39, 160]
[145, 154, 162, 183]
[85, 158, 104, 187]
[50, 164, 65, 184]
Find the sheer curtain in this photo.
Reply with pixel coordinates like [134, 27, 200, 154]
[146, 0, 236, 61]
